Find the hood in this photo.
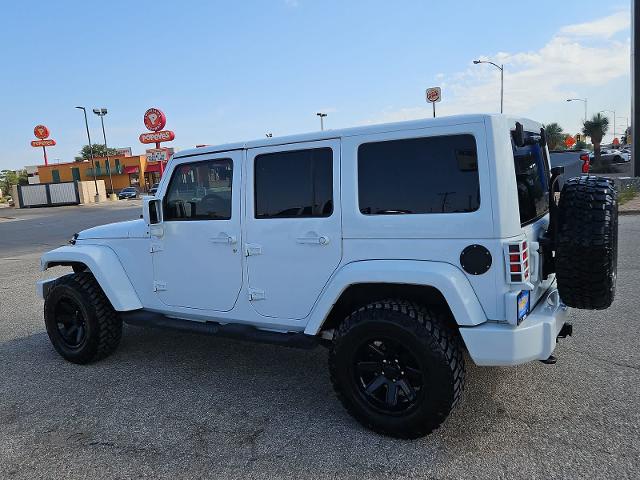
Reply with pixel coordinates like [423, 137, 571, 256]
[77, 219, 147, 240]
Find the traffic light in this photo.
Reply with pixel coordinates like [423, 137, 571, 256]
[576, 134, 582, 142]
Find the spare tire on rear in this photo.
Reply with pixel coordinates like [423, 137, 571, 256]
[555, 176, 618, 309]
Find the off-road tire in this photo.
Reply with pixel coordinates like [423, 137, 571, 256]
[44, 272, 122, 364]
[556, 176, 618, 309]
[329, 299, 465, 439]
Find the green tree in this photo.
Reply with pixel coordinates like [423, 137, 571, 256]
[582, 113, 609, 164]
[78, 144, 119, 161]
[0, 169, 28, 196]
[543, 122, 565, 150]
[574, 140, 588, 150]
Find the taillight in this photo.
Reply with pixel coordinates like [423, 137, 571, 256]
[504, 240, 530, 284]
[580, 153, 590, 173]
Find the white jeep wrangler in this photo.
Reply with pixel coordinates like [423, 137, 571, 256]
[38, 114, 618, 438]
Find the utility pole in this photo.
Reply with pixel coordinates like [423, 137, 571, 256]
[316, 112, 327, 131]
[599, 110, 617, 143]
[75, 106, 100, 203]
[93, 108, 115, 198]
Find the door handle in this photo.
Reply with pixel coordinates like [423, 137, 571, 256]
[210, 233, 237, 244]
[296, 234, 329, 245]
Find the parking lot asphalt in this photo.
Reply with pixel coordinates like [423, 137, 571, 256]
[0, 205, 639, 479]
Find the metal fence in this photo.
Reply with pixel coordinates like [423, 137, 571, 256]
[17, 181, 80, 208]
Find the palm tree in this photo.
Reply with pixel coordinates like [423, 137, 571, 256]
[543, 122, 564, 150]
[582, 113, 610, 163]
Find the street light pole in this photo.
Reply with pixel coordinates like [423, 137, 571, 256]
[93, 108, 114, 197]
[75, 106, 100, 203]
[473, 60, 504, 113]
[316, 112, 327, 131]
[567, 98, 588, 124]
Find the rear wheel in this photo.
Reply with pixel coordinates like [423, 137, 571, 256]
[556, 176, 618, 309]
[44, 272, 122, 364]
[329, 299, 465, 438]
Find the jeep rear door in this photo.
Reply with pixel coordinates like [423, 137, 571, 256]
[244, 139, 342, 320]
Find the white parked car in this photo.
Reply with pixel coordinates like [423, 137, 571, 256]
[590, 148, 629, 163]
[38, 114, 618, 438]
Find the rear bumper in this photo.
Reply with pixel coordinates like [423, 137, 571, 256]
[459, 286, 569, 366]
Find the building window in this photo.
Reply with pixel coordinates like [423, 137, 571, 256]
[115, 158, 121, 173]
[95, 161, 101, 175]
[254, 147, 333, 219]
[164, 158, 233, 221]
[52, 170, 61, 183]
[71, 168, 80, 181]
[358, 134, 480, 215]
[105, 159, 111, 174]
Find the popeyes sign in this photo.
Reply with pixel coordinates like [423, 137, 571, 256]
[30, 124, 56, 165]
[139, 108, 175, 147]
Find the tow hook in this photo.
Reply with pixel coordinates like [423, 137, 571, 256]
[557, 323, 573, 339]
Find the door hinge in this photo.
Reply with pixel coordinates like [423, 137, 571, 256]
[150, 243, 163, 253]
[248, 288, 265, 301]
[245, 244, 262, 256]
[153, 281, 167, 292]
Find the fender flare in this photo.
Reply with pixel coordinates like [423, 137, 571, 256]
[304, 260, 487, 335]
[40, 245, 143, 311]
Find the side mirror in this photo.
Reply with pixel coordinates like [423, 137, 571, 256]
[143, 196, 162, 225]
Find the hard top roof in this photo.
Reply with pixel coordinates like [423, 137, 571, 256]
[173, 114, 536, 159]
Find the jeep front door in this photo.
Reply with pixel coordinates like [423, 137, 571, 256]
[151, 153, 242, 311]
[245, 140, 342, 320]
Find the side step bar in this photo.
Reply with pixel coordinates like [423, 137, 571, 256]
[121, 310, 319, 350]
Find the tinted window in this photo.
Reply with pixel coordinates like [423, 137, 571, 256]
[512, 133, 549, 225]
[164, 158, 232, 221]
[358, 135, 480, 215]
[255, 148, 333, 218]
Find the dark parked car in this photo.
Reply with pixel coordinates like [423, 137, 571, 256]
[149, 183, 160, 195]
[118, 187, 139, 200]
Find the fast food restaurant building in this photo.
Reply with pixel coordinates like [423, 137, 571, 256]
[37, 154, 165, 192]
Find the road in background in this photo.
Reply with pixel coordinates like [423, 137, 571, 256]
[0, 206, 638, 479]
[0, 201, 142, 258]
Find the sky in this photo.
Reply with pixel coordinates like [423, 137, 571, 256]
[0, 0, 631, 170]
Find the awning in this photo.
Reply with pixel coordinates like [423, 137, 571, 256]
[123, 166, 139, 174]
[145, 163, 162, 173]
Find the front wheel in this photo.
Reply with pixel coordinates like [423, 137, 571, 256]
[44, 272, 122, 364]
[329, 299, 465, 439]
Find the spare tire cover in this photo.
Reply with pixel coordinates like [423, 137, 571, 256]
[555, 176, 618, 310]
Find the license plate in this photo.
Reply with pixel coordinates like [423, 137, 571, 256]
[517, 290, 530, 323]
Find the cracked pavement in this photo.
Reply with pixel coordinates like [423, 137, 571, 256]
[0, 205, 638, 479]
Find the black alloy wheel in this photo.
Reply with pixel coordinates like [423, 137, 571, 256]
[44, 272, 122, 364]
[354, 337, 423, 414]
[329, 299, 465, 438]
[54, 296, 88, 349]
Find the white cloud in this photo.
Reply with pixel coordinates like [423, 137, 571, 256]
[367, 11, 630, 129]
[560, 10, 630, 38]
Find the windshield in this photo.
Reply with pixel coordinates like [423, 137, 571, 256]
[512, 132, 549, 226]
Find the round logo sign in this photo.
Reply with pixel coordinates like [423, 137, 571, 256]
[426, 87, 441, 103]
[144, 108, 167, 132]
[34, 125, 50, 139]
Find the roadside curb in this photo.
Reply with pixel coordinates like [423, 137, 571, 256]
[619, 209, 640, 216]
